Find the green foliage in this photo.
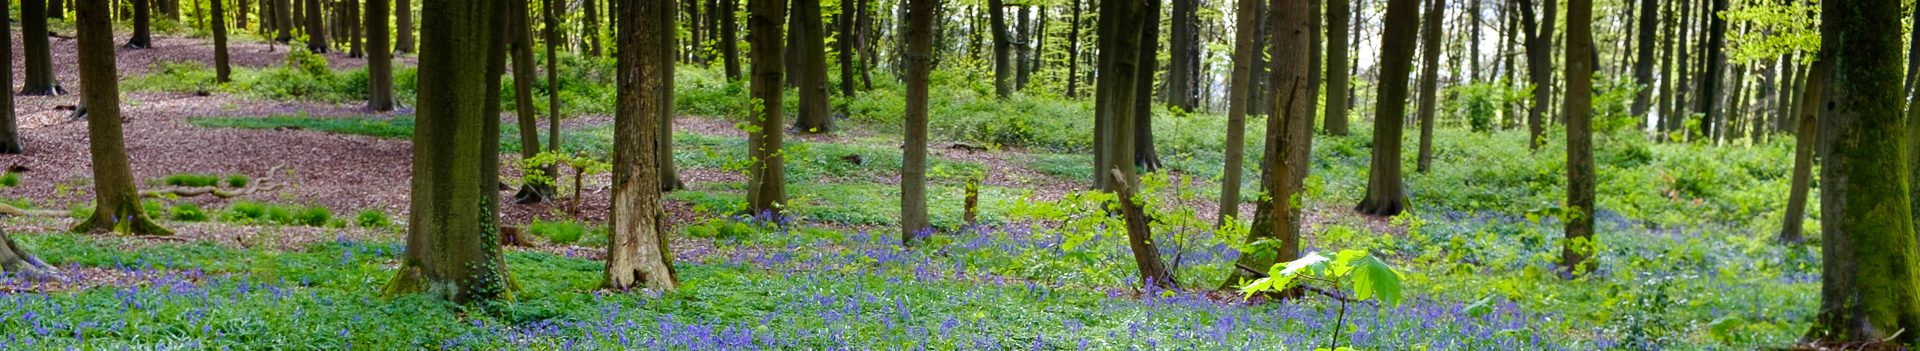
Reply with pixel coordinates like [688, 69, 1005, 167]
[170, 203, 209, 222]
[529, 219, 587, 245]
[225, 174, 251, 188]
[190, 114, 418, 139]
[163, 173, 223, 188]
[353, 209, 391, 228]
[221, 201, 332, 227]
[0, 171, 21, 188]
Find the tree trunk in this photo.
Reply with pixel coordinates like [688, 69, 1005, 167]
[1672, 0, 1691, 135]
[1693, 0, 1726, 141]
[347, 0, 362, 57]
[1413, 0, 1441, 173]
[213, 0, 232, 82]
[855, 0, 874, 89]
[1517, 0, 1555, 150]
[1562, 0, 1595, 277]
[127, 0, 154, 48]
[988, 0, 1011, 98]
[721, 0, 740, 78]
[0, 230, 56, 281]
[1218, 0, 1259, 228]
[1225, 0, 1312, 291]
[688, 0, 703, 63]
[1323, 0, 1349, 135]
[1131, 0, 1161, 172]
[1166, 0, 1197, 110]
[1110, 170, 1176, 291]
[791, 0, 832, 133]
[606, 0, 679, 291]
[1807, 0, 1920, 343]
[746, 0, 788, 214]
[1014, 5, 1030, 90]
[837, 0, 856, 98]
[274, 0, 293, 42]
[644, 0, 682, 192]
[901, 0, 932, 244]
[1065, 0, 1081, 97]
[1355, 0, 1420, 217]
[1657, 0, 1674, 135]
[74, 0, 172, 236]
[1780, 59, 1822, 243]
[0, 14, 20, 154]
[21, 0, 66, 95]
[394, 0, 411, 53]
[238, 0, 250, 29]
[1094, 0, 1145, 191]
[366, 0, 393, 110]
[1032, 5, 1046, 90]
[382, 0, 512, 304]
[1631, 0, 1656, 117]
[508, 0, 554, 203]
[305, 0, 329, 52]
[47, 0, 64, 18]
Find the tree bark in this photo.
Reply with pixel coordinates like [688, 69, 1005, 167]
[508, 0, 554, 203]
[1355, 0, 1420, 217]
[901, 0, 932, 244]
[0, 14, 20, 154]
[1131, 0, 1161, 171]
[1414, 0, 1441, 173]
[1323, 0, 1349, 135]
[74, 0, 172, 236]
[1562, 0, 1595, 277]
[1014, 5, 1030, 90]
[1110, 170, 1176, 291]
[367, 0, 394, 110]
[347, 0, 362, 57]
[988, 0, 1011, 98]
[127, 0, 154, 48]
[213, 0, 232, 82]
[1218, 0, 1260, 228]
[47, 0, 64, 18]
[274, 0, 294, 42]
[746, 0, 788, 214]
[0, 230, 56, 281]
[606, 0, 679, 291]
[1065, 0, 1081, 98]
[791, 0, 833, 133]
[1631, 0, 1656, 117]
[1517, 0, 1555, 150]
[721, 0, 740, 78]
[383, 0, 512, 304]
[688, 0, 703, 63]
[22, 0, 65, 95]
[643, 0, 682, 192]
[837, 0, 857, 98]
[1166, 0, 1198, 110]
[1807, 0, 1920, 343]
[1225, 0, 1312, 291]
[1780, 59, 1822, 243]
[394, 0, 412, 53]
[1693, 0, 1726, 142]
[305, 0, 329, 52]
[1657, 0, 1674, 134]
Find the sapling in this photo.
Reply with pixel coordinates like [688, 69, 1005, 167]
[1240, 249, 1406, 351]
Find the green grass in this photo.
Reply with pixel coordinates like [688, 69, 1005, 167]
[220, 201, 332, 227]
[162, 173, 223, 187]
[528, 219, 587, 245]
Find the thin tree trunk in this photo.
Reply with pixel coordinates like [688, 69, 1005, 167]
[1014, 5, 1030, 90]
[1631, 0, 1656, 117]
[838, 0, 857, 98]
[305, 0, 329, 52]
[1657, 0, 1674, 135]
[721, 0, 740, 78]
[792, 0, 833, 133]
[366, 0, 392, 110]
[747, 0, 788, 214]
[274, 0, 293, 42]
[383, 0, 512, 303]
[393, 0, 411, 53]
[1066, 0, 1081, 97]
[347, 0, 362, 57]
[1780, 59, 1821, 243]
[74, 0, 172, 236]
[508, 0, 553, 203]
[1324, 0, 1349, 135]
[901, 0, 933, 244]
[988, 0, 1011, 98]
[1132, 0, 1161, 171]
[1693, 0, 1726, 141]
[127, 0, 153, 48]
[1518, 0, 1556, 150]
[0, 13, 20, 154]
[1218, 0, 1260, 227]
[213, 0, 231, 81]
[1414, 0, 1441, 173]
[1562, 0, 1595, 276]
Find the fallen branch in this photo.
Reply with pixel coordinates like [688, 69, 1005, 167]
[141, 165, 286, 199]
[0, 203, 69, 218]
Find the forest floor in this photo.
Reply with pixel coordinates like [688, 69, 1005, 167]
[0, 30, 1820, 350]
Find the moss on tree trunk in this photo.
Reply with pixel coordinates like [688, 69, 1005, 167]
[605, 0, 679, 291]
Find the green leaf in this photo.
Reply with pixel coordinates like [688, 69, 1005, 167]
[1349, 254, 1404, 306]
[1278, 251, 1331, 278]
[1464, 295, 1495, 318]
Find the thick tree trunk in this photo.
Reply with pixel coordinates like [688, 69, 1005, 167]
[1225, 0, 1312, 291]
[1413, 0, 1441, 173]
[347, 0, 362, 57]
[21, 0, 65, 96]
[305, 0, 330, 52]
[75, 0, 172, 236]
[47, 0, 64, 18]
[642, 0, 682, 192]
[0, 15, 20, 154]
[1094, 0, 1165, 291]
[901, 0, 932, 244]
[1355, 0, 1420, 217]
[791, 0, 833, 133]
[1693, 0, 1726, 141]
[1323, 0, 1349, 135]
[366, 0, 393, 111]
[1218, 0, 1259, 228]
[383, 0, 512, 304]
[721, 0, 740, 79]
[988, 0, 1011, 98]
[127, 0, 154, 48]
[1014, 5, 1030, 90]
[1166, 0, 1197, 110]
[1131, 0, 1161, 171]
[0, 230, 56, 281]
[213, 0, 231, 81]
[746, 0, 788, 214]
[1517, 0, 1555, 150]
[606, 0, 679, 291]
[274, 0, 294, 42]
[1807, 0, 1920, 343]
[1562, 0, 1595, 277]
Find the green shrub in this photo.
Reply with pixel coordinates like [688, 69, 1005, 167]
[67, 205, 92, 221]
[227, 201, 269, 220]
[0, 172, 20, 188]
[529, 219, 587, 245]
[222, 201, 332, 227]
[225, 174, 251, 188]
[170, 203, 208, 222]
[292, 206, 332, 227]
[354, 210, 391, 228]
[164, 173, 222, 187]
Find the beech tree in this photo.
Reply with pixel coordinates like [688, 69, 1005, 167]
[213, 0, 232, 82]
[1806, 0, 1920, 343]
[22, 0, 66, 96]
[1354, 0, 1420, 217]
[791, 0, 832, 133]
[305, 0, 330, 52]
[1322, 0, 1349, 136]
[1517, 0, 1556, 150]
[367, 0, 395, 111]
[1779, 59, 1823, 244]
[605, 0, 679, 291]
[0, 228, 55, 281]
[1562, 0, 1595, 276]
[395, 0, 413, 52]
[75, 0, 172, 236]
[1630, 0, 1656, 116]
[509, 0, 555, 203]
[900, 0, 933, 244]
[273, 0, 294, 42]
[1226, 0, 1314, 289]
[721, 0, 741, 79]
[0, 18, 19, 154]
[1412, 0, 1440, 173]
[383, 0, 512, 303]
[746, 0, 788, 214]
[1695, 0, 1727, 141]
[1216, 0, 1259, 228]
[128, 0, 155, 48]
[988, 0, 1010, 98]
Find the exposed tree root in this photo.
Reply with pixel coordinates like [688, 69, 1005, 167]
[0, 229, 59, 282]
[140, 165, 286, 199]
[0, 203, 72, 218]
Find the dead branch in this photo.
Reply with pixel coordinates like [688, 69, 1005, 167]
[141, 165, 286, 199]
